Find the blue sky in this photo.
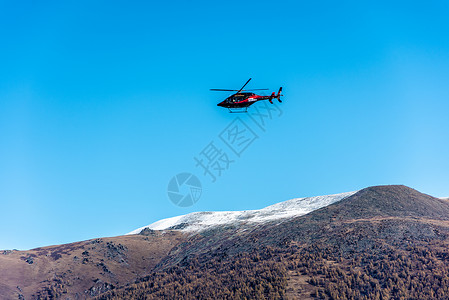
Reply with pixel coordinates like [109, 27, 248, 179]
[1, 1, 448, 250]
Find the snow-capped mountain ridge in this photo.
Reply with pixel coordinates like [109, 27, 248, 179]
[128, 191, 357, 235]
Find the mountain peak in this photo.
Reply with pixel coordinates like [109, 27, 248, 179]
[312, 184, 449, 221]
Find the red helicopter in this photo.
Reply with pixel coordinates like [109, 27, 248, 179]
[211, 78, 283, 113]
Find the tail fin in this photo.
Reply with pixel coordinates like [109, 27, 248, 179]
[276, 87, 283, 103]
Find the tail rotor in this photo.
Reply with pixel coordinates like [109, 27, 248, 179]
[268, 87, 283, 104]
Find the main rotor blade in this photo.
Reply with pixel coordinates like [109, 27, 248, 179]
[236, 78, 252, 93]
[210, 88, 269, 92]
[210, 89, 239, 91]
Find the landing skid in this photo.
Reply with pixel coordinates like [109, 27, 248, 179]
[227, 107, 248, 113]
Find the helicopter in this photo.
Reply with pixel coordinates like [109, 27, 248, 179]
[211, 78, 283, 113]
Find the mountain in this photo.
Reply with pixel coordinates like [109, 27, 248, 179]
[103, 185, 449, 299]
[2, 185, 449, 299]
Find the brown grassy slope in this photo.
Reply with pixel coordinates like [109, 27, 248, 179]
[0, 231, 186, 299]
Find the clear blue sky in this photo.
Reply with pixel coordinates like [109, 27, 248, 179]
[1, 1, 448, 250]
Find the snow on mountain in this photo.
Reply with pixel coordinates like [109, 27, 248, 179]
[128, 191, 357, 235]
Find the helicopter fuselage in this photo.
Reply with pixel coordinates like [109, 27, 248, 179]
[217, 92, 274, 108]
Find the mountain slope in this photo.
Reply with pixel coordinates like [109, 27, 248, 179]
[0, 232, 186, 299]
